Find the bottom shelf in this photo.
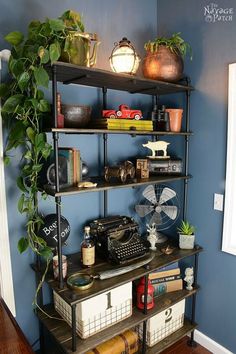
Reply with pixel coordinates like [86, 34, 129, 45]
[144, 318, 197, 353]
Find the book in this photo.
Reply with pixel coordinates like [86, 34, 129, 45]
[150, 274, 181, 284]
[58, 148, 74, 186]
[149, 267, 180, 280]
[153, 279, 183, 297]
[156, 262, 179, 272]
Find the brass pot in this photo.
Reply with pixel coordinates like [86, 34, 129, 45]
[142, 45, 184, 82]
[61, 32, 100, 67]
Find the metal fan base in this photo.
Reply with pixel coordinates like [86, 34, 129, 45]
[155, 232, 168, 244]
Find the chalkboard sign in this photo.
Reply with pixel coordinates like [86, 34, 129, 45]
[38, 214, 70, 247]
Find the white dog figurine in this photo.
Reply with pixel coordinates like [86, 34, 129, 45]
[147, 223, 158, 251]
[184, 267, 194, 291]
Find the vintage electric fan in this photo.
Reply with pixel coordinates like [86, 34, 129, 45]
[135, 184, 180, 243]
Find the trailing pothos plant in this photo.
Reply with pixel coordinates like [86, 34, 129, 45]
[0, 10, 84, 261]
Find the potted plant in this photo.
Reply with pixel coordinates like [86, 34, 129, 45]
[142, 32, 192, 82]
[0, 10, 91, 266]
[177, 220, 196, 249]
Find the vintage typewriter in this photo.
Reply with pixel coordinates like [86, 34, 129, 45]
[90, 215, 148, 264]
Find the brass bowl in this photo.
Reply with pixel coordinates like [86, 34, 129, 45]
[61, 104, 92, 128]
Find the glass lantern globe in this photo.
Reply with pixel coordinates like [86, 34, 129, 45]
[109, 37, 140, 75]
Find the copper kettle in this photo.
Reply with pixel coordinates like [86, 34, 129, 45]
[62, 32, 100, 67]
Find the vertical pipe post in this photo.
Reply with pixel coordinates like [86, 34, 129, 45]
[183, 86, 191, 220]
[52, 66, 63, 289]
[188, 253, 199, 348]
[102, 87, 108, 217]
[142, 321, 147, 354]
[141, 274, 148, 353]
[71, 305, 77, 351]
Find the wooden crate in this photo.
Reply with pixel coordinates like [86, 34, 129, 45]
[137, 299, 185, 347]
[53, 282, 132, 339]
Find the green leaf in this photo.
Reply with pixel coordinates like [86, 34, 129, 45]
[4, 156, 10, 166]
[18, 71, 30, 91]
[33, 67, 49, 88]
[2, 94, 24, 113]
[0, 83, 11, 98]
[5, 31, 24, 46]
[49, 42, 61, 62]
[16, 176, 27, 193]
[49, 19, 65, 32]
[32, 164, 43, 172]
[9, 59, 24, 78]
[26, 127, 35, 143]
[40, 246, 53, 260]
[36, 90, 44, 100]
[24, 150, 32, 160]
[38, 99, 50, 112]
[38, 46, 49, 64]
[18, 237, 29, 254]
[18, 194, 25, 213]
[41, 143, 52, 159]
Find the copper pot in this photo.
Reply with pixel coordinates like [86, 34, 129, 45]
[142, 45, 184, 82]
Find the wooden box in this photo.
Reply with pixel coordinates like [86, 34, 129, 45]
[53, 282, 132, 339]
[86, 329, 139, 354]
[137, 299, 185, 347]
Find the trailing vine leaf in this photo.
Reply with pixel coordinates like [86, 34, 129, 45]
[48, 19, 65, 32]
[49, 42, 61, 62]
[5, 31, 24, 46]
[17, 176, 28, 193]
[18, 237, 29, 253]
[18, 72, 30, 91]
[18, 194, 25, 213]
[33, 67, 49, 88]
[2, 94, 24, 113]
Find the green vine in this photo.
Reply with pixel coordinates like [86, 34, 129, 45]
[0, 10, 84, 260]
[144, 32, 192, 60]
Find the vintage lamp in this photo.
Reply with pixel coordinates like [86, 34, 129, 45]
[136, 276, 154, 310]
[109, 37, 140, 75]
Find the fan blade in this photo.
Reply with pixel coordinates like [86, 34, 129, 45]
[149, 211, 162, 226]
[160, 205, 178, 220]
[159, 187, 176, 205]
[135, 204, 154, 217]
[143, 185, 157, 205]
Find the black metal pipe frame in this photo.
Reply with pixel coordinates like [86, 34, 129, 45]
[141, 274, 149, 352]
[183, 87, 191, 220]
[188, 253, 199, 347]
[102, 87, 108, 217]
[52, 65, 63, 289]
[71, 305, 77, 351]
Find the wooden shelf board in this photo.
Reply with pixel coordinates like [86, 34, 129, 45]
[38, 289, 198, 354]
[44, 175, 191, 197]
[48, 62, 193, 95]
[49, 127, 193, 136]
[33, 245, 202, 306]
[145, 318, 197, 353]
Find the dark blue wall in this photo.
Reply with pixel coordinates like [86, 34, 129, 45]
[1, 0, 157, 348]
[158, 0, 236, 351]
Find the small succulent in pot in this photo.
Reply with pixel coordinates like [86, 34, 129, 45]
[177, 220, 196, 250]
[142, 32, 192, 82]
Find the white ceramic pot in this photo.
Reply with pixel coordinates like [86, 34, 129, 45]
[179, 234, 195, 249]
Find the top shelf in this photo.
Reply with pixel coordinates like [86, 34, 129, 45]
[49, 62, 194, 95]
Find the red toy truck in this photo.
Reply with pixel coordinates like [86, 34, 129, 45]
[102, 104, 142, 120]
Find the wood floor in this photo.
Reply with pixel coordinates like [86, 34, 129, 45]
[0, 297, 34, 354]
[162, 336, 212, 354]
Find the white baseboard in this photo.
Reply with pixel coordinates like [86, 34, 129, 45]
[194, 330, 233, 354]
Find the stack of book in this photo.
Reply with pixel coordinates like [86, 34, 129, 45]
[58, 148, 82, 186]
[149, 262, 183, 297]
[89, 118, 153, 131]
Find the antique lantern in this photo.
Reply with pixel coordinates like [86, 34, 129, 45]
[109, 37, 140, 75]
[136, 276, 154, 310]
